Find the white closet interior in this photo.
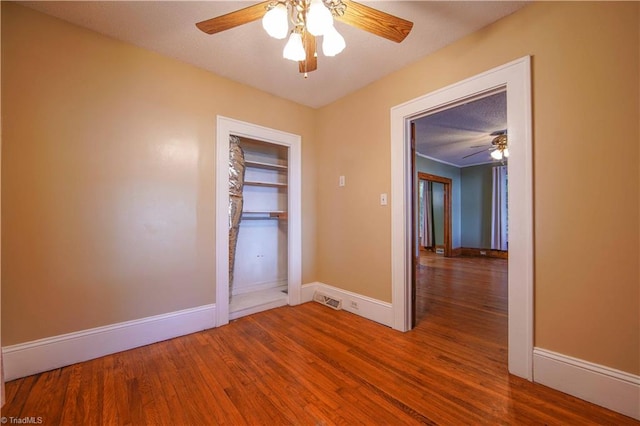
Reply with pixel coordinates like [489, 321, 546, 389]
[229, 137, 289, 319]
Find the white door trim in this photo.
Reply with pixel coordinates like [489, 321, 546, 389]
[216, 116, 302, 327]
[390, 57, 534, 380]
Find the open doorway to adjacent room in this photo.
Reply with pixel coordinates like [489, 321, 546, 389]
[391, 57, 533, 380]
[411, 90, 509, 343]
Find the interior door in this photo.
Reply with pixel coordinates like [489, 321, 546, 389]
[418, 172, 452, 257]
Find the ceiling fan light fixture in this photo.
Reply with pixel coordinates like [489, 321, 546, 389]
[196, 0, 413, 75]
[283, 31, 306, 61]
[262, 3, 289, 39]
[307, 0, 334, 36]
[503, 148, 510, 158]
[491, 149, 503, 160]
[322, 25, 346, 56]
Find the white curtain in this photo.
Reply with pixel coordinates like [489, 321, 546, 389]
[420, 181, 434, 248]
[491, 166, 508, 251]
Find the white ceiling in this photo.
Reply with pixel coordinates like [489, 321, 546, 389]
[413, 91, 507, 167]
[19, 1, 527, 109]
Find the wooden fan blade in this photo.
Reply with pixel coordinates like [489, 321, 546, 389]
[196, 1, 271, 35]
[462, 148, 491, 159]
[298, 32, 318, 74]
[335, 0, 413, 43]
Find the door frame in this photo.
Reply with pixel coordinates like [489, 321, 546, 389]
[215, 116, 302, 327]
[417, 172, 452, 257]
[390, 57, 533, 380]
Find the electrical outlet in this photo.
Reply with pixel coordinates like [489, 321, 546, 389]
[339, 175, 345, 187]
[350, 301, 359, 310]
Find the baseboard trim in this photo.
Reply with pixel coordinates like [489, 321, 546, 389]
[301, 282, 393, 327]
[3, 304, 216, 381]
[460, 247, 508, 259]
[533, 347, 640, 420]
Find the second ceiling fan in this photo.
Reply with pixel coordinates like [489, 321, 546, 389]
[463, 130, 509, 161]
[196, 0, 413, 77]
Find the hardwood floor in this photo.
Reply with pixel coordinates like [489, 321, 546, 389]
[2, 256, 637, 425]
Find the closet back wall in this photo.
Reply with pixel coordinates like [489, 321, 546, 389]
[1, 3, 317, 346]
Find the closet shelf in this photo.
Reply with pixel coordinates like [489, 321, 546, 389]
[245, 160, 288, 171]
[244, 181, 288, 188]
[242, 211, 288, 220]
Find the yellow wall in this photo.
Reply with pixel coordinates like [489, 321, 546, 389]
[1, 2, 317, 345]
[316, 1, 639, 374]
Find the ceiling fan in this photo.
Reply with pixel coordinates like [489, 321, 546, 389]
[195, 0, 413, 77]
[463, 130, 509, 160]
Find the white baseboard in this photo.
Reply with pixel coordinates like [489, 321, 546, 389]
[3, 304, 216, 381]
[533, 347, 640, 420]
[301, 282, 393, 327]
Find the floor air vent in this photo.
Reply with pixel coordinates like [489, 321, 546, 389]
[313, 291, 343, 310]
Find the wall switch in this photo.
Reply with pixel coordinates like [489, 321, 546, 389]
[339, 175, 345, 187]
[380, 193, 388, 205]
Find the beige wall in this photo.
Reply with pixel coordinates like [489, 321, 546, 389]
[1, 3, 317, 345]
[316, 2, 639, 374]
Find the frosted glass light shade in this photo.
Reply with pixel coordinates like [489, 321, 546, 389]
[491, 149, 503, 160]
[322, 26, 345, 56]
[307, 0, 333, 36]
[283, 32, 306, 61]
[503, 148, 510, 158]
[262, 4, 288, 39]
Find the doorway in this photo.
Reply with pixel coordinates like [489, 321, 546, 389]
[418, 172, 452, 258]
[412, 92, 508, 342]
[215, 116, 302, 327]
[390, 57, 533, 380]
[228, 137, 290, 320]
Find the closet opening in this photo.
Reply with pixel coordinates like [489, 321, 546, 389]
[229, 137, 290, 320]
[215, 116, 302, 327]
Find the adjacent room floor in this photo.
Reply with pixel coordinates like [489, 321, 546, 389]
[416, 251, 507, 344]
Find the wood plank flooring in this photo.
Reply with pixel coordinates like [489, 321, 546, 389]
[2, 254, 637, 425]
